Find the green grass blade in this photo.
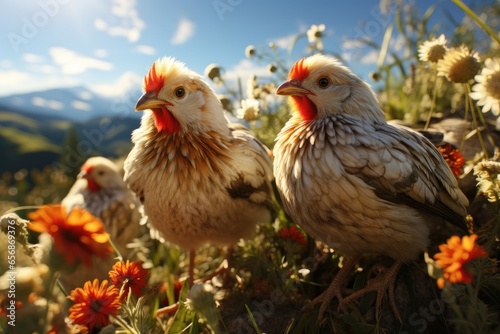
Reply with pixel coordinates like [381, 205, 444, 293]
[451, 0, 500, 46]
[377, 23, 394, 70]
[245, 304, 261, 334]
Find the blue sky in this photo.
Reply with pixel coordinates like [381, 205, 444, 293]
[0, 0, 484, 99]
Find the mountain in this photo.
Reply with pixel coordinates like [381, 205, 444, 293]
[0, 108, 140, 173]
[0, 86, 144, 173]
[0, 86, 141, 122]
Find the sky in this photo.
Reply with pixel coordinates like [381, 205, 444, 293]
[0, 0, 485, 100]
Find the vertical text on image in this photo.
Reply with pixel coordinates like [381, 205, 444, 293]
[6, 219, 17, 327]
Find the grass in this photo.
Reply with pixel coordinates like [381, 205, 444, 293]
[0, 126, 61, 154]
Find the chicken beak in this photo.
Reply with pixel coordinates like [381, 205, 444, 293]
[276, 80, 312, 96]
[77, 170, 89, 179]
[135, 93, 172, 111]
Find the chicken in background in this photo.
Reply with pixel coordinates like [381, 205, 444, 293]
[60, 156, 141, 290]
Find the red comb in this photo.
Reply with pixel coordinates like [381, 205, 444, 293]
[288, 58, 309, 82]
[143, 61, 165, 92]
[81, 161, 94, 174]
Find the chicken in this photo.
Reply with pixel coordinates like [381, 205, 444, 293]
[123, 57, 273, 289]
[60, 156, 141, 289]
[273, 54, 469, 320]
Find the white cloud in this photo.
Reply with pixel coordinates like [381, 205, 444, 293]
[220, 59, 274, 99]
[342, 39, 365, 51]
[94, 49, 108, 58]
[32, 64, 56, 74]
[271, 34, 296, 49]
[90, 71, 143, 98]
[341, 51, 352, 63]
[22, 53, 45, 63]
[21, 53, 56, 75]
[49, 47, 113, 75]
[223, 59, 271, 82]
[0, 60, 13, 69]
[0, 70, 80, 97]
[0, 70, 30, 88]
[171, 18, 195, 45]
[94, 0, 144, 43]
[136, 45, 156, 55]
[360, 50, 379, 65]
[390, 34, 406, 51]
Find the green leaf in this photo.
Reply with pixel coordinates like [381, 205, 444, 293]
[377, 23, 394, 70]
[422, 3, 437, 27]
[395, 0, 405, 35]
[167, 282, 195, 334]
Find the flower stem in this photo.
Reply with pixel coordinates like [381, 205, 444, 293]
[459, 84, 470, 152]
[465, 83, 489, 159]
[111, 315, 138, 333]
[4, 205, 41, 214]
[108, 236, 123, 262]
[56, 274, 68, 296]
[41, 272, 63, 333]
[425, 75, 439, 130]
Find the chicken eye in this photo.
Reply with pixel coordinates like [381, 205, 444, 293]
[318, 77, 330, 88]
[97, 170, 105, 176]
[175, 87, 185, 98]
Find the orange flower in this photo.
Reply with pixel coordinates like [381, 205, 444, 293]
[28, 204, 113, 266]
[434, 234, 488, 288]
[437, 144, 465, 176]
[278, 225, 307, 246]
[109, 260, 149, 298]
[68, 279, 121, 332]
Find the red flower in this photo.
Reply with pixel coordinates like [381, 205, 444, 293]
[437, 144, 465, 176]
[68, 279, 121, 332]
[278, 225, 307, 246]
[434, 234, 488, 288]
[109, 260, 149, 298]
[28, 204, 113, 266]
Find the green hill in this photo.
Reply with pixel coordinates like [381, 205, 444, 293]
[0, 110, 139, 173]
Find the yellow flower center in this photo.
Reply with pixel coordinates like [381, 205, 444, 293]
[448, 55, 480, 83]
[485, 71, 500, 100]
[428, 45, 446, 63]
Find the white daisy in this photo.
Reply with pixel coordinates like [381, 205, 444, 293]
[437, 45, 480, 83]
[217, 94, 233, 113]
[307, 24, 326, 51]
[245, 45, 256, 58]
[470, 58, 500, 115]
[236, 99, 260, 122]
[204, 64, 222, 82]
[418, 34, 448, 63]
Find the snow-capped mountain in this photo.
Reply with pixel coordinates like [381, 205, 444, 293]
[0, 86, 141, 122]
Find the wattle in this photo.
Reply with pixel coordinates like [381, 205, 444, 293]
[152, 106, 180, 133]
[291, 96, 317, 121]
[87, 179, 100, 192]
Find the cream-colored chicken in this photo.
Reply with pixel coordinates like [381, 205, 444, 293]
[60, 156, 141, 289]
[273, 54, 468, 320]
[123, 57, 273, 288]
